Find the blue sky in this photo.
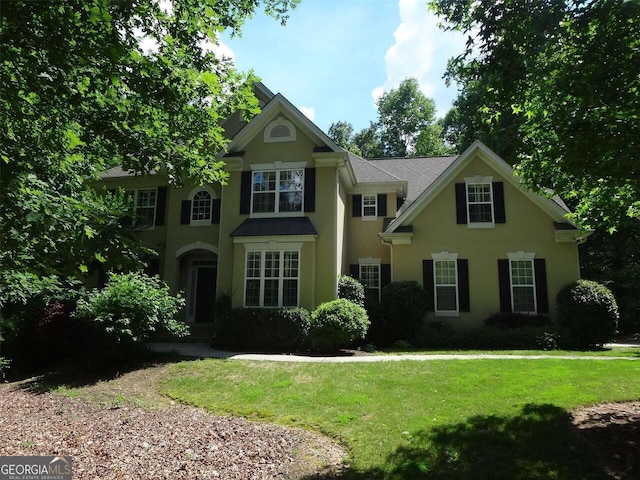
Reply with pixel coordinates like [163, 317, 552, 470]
[219, 0, 467, 134]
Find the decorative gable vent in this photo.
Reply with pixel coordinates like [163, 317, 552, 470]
[264, 117, 296, 143]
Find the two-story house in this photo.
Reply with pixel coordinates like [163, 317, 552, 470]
[99, 83, 589, 332]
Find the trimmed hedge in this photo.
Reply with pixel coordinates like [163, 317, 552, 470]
[214, 307, 311, 352]
[310, 299, 370, 351]
[381, 281, 429, 342]
[414, 323, 573, 351]
[338, 274, 365, 307]
[557, 280, 619, 347]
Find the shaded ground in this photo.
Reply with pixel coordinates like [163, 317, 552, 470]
[572, 401, 640, 480]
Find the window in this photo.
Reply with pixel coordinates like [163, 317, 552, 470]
[264, 117, 296, 143]
[466, 182, 494, 224]
[245, 250, 299, 307]
[359, 264, 380, 301]
[191, 190, 212, 222]
[252, 169, 304, 214]
[510, 259, 536, 313]
[127, 188, 157, 228]
[434, 260, 458, 314]
[362, 194, 377, 218]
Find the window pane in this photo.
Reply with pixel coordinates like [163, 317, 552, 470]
[283, 279, 298, 306]
[263, 279, 279, 306]
[362, 195, 377, 217]
[283, 252, 298, 277]
[192, 190, 212, 221]
[245, 279, 261, 306]
[436, 285, 457, 311]
[246, 252, 261, 278]
[467, 183, 493, 223]
[279, 191, 303, 212]
[511, 260, 534, 285]
[513, 286, 535, 312]
[435, 261, 456, 285]
[264, 252, 280, 278]
[252, 192, 275, 213]
[278, 169, 303, 212]
[253, 171, 276, 192]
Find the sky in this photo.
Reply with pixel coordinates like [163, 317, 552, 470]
[218, 0, 468, 134]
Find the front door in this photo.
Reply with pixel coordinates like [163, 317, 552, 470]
[187, 259, 217, 323]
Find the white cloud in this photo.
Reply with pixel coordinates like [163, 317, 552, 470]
[373, 0, 467, 117]
[299, 106, 316, 121]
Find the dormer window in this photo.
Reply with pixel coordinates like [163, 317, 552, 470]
[264, 117, 296, 143]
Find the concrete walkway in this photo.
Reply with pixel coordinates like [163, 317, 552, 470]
[150, 342, 639, 363]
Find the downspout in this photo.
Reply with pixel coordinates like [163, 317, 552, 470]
[381, 238, 393, 283]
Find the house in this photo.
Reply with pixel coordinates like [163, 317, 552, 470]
[98, 83, 589, 331]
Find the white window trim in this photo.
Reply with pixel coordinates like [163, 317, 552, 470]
[362, 194, 378, 221]
[358, 258, 382, 302]
[507, 251, 537, 314]
[126, 187, 157, 230]
[431, 252, 459, 317]
[264, 117, 296, 143]
[188, 186, 216, 226]
[243, 247, 301, 308]
[464, 175, 495, 229]
[249, 162, 306, 218]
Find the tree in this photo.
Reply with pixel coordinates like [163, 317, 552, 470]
[329, 78, 450, 158]
[430, 0, 640, 229]
[0, 0, 297, 305]
[376, 78, 442, 157]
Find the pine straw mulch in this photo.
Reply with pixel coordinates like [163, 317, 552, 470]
[0, 363, 346, 480]
[571, 400, 640, 480]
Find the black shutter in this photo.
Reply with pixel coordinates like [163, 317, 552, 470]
[498, 259, 512, 313]
[534, 258, 549, 314]
[349, 264, 359, 279]
[352, 194, 362, 217]
[240, 170, 252, 214]
[493, 182, 506, 224]
[455, 183, 467, 224]
[458, 259, 470, 312]
[180, 200, 191, 225]
[377, 194, 387, 217]
[423, 260, 435, 312]
[154, 186, 167, 226]
[304, 168, 316, 212]
[212, 198, 221, 224]
[381, 263, 391, 287]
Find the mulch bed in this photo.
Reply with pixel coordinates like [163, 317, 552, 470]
[572, 401, 640, 480]
[0, 388, 345, 480]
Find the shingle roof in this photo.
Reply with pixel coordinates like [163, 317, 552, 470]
[367, 156, 457, 202]
[229, 217, 318, 237]
[348, 153, 401, 184]
[99, 166, 158, 179]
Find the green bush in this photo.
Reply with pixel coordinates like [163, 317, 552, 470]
[338, 274, 366, 307]
[310, 299, 370, 351]
[557, 280, 619, 347]
[215, 307, 311, 352]
[381, 281, 429, 342]
[414, 323, 571, 351]
[75, 272, 188, 346]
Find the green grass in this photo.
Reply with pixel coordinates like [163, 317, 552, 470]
[372, 346, 640, 357]
[161, 358, 640, 479]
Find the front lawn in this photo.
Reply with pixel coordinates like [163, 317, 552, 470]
[162, 358, 640, 479]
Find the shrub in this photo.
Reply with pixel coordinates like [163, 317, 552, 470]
[381, 281, 429, 342]
[338, 274, 365, 307]
[215, 307, 311, 352]
[485, 312, 551, 329]
[75, 272, 188, 346]
[414, 323, 571, 351]
[310, 299, 369, 351]
[557, 280, 619, 347]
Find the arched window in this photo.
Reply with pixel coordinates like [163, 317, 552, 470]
[191, 189, 212, 222]
[264, 117, 296, 143]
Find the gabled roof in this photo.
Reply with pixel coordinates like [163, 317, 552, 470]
[368, 156, 457, 203]
[224, 93, 344, 155]
[349, 153, 401, 184]
[385, 140, 577, 233]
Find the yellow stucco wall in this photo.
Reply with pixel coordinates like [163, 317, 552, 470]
[392, 154, 580, 327]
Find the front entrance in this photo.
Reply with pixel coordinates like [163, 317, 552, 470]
[186, 258, 217, 323]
